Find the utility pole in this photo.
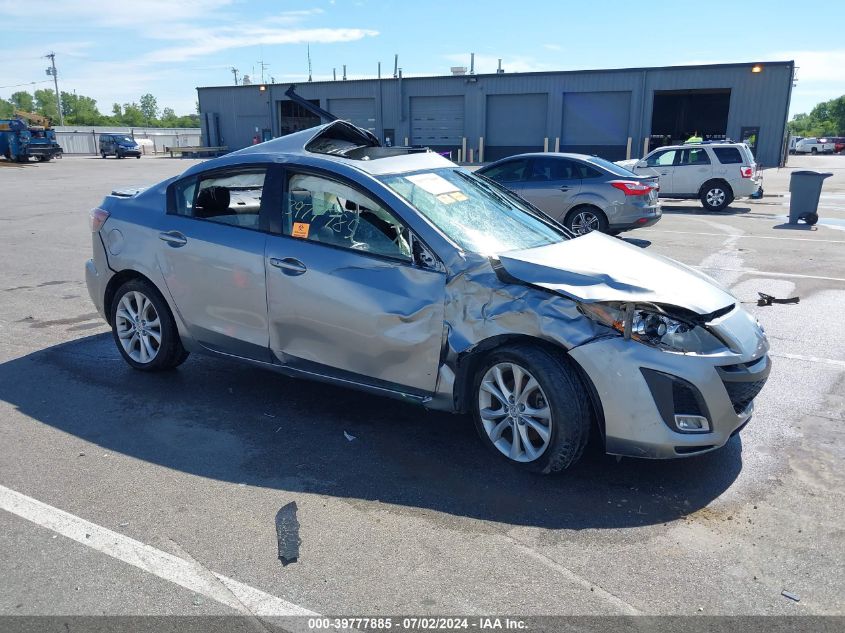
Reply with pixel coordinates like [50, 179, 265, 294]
[44, 52, 64, 125]
[257, 59, 269, 84]
[231, 67, 240, 85]
[307, 44, 313, 82]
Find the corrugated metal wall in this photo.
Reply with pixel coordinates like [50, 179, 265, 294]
[198, 62, 793, 166]
[53, 126, 201, 155]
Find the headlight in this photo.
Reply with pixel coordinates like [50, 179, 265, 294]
[579, 302, 726, 353]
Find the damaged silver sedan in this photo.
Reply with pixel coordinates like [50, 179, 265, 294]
[85, 121, 771, 473]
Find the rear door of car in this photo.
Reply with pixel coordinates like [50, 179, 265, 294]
[673, 147, 712, 195]
[158, 164, 275, 361]
[263, 168, 447, 393]
[519, 157, 582, 218]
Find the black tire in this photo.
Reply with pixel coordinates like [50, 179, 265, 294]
[802, 212, 819, 226]
[811, 147, 818, 155]
[699, 180, 733, 212]
[117, 151, 124, 159]
[101, 151, 107, 158]
[472, 345, 591, 474]
[135, 155, 141, 159]
[109, 278, 189, 371]
[16, 154, 28, 163]
[564, 205, 609, 235]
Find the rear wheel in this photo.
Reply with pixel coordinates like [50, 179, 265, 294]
[473, 345, 590, 473]
[564, 205, 608, 235]
[110, 279, 188, 371]
[700, 180, 733, 212]
[811, 147, 818, 155]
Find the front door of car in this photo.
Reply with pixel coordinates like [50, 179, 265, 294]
[519, 157, 582, 219]
[157, 166, 273, 361]
[639, 148, 678, 194]
[673, 147, 712, 195]
[264, 170, 447, 393]
[477, 158, 529, 195]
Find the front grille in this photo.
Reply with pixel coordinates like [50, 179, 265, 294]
[722, 377, 767, 414]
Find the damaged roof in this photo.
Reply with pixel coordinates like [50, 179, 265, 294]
[187, 120, 454, 177]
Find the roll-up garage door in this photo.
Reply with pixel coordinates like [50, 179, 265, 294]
[327, 98, 376, 133]
[561, 91, 631, 161]
[485, 93, 548, 161]
[410, 96, 465, 151]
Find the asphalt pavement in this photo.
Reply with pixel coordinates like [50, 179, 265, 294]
[0, 154, 843, 622]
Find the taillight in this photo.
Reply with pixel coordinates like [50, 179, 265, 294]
[89, 207, 110, 232]
[610, 180, 654, 196]
[740, 166, 753, 178]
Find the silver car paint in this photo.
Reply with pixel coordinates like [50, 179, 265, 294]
[479, 153, 661, 230]
[87, 121, 769, 459]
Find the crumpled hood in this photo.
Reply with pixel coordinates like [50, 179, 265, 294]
[496, 232, 735, 315]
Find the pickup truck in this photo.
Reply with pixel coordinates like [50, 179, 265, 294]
[794, 137, 835, 154]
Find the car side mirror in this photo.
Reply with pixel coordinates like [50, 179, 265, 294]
[636, 160, 647, 168]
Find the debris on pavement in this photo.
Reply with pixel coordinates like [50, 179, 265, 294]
[343, 431, 357, 441]
[781, 590, 801, 602]
[757, 292, 799, 307]
[275, 502, 301, 566]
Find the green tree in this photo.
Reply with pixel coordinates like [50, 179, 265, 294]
[61, 92, 103, 125]
[34, 88, 59, 121]
[788, 95, 845, 137]
[112, 103, 122, 118]
[120, 102, 145, 127]
[10, 91, 35, 112]
[139, 93, 158, 125]
[0, 99, 14, 118]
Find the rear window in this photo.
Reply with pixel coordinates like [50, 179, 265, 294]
[584, 156, 637, 178]
[712, 147, 743, 164]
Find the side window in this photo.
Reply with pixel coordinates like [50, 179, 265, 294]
[528, 158, 578, 181]
[173, 168, 266, 229]
[646, 149, 677, 167]
[283, 173, 412, 262]
[482, 159, 529, 182]
[575, 163, 603, 179]
[679, 148, 711, 165]
[712, 147, 743, 164]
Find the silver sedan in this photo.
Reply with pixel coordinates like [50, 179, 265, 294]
[85, 121, 769, 473]
[477, 153, 662, 235]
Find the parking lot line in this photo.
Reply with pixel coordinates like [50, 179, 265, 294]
[769, 352, 845, 368]
[693, 266, 845, 283]
[639, 230, 845, 244]
[0, 483, 316, 617]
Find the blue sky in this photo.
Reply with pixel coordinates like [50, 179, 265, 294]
[1, 0, 842, 117]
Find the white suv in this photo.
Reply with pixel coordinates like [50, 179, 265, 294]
[618, 142, 761, 211]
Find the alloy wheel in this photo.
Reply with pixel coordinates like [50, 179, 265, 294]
[115, 291, 161, 364]
[478, 362, 552, 462]
[706, 188, 726, 208]
[570, 210, 600, 234]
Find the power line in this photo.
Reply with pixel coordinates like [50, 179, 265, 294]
[0, 80, 52, 90]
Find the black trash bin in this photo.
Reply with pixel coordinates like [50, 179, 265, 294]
[789, 170, 832, 224]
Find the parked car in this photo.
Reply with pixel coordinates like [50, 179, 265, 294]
[476, 153, 661, 235]
[788, 136, 803, 154]
[99, 134, 142, 159]
[829, 137, 845, 154]
[793, 137, 834, 155]
[618, 142, 761, 211]
[85, 121, 770, 473]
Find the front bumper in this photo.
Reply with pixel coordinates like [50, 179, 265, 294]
[569, 307, 770, 459]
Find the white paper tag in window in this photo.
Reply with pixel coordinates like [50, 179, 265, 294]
[406, 173, 459, 196]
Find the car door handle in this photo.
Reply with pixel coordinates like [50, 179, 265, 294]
[269, 257, 307, 275]
[159, 231, 187, 247]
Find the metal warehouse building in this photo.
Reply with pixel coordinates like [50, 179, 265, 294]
[197, 60, 794, 168]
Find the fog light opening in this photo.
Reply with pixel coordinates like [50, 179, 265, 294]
[674, 414, 710, 433]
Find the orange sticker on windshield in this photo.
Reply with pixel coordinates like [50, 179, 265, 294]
[292, 222, 310, 238]
[451, 192, 468, 202]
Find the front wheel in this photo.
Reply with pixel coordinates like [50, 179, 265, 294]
[101, 151, 107, 158]
[473, 345, 591, 473]
[700, 181, 733, 212]
[110, 279, 188, 371]
[564, 206, 608, 235]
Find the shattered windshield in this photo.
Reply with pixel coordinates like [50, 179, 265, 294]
[381, 168, 567, 255]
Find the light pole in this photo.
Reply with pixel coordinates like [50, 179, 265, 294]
[45, 52, 64, 125]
